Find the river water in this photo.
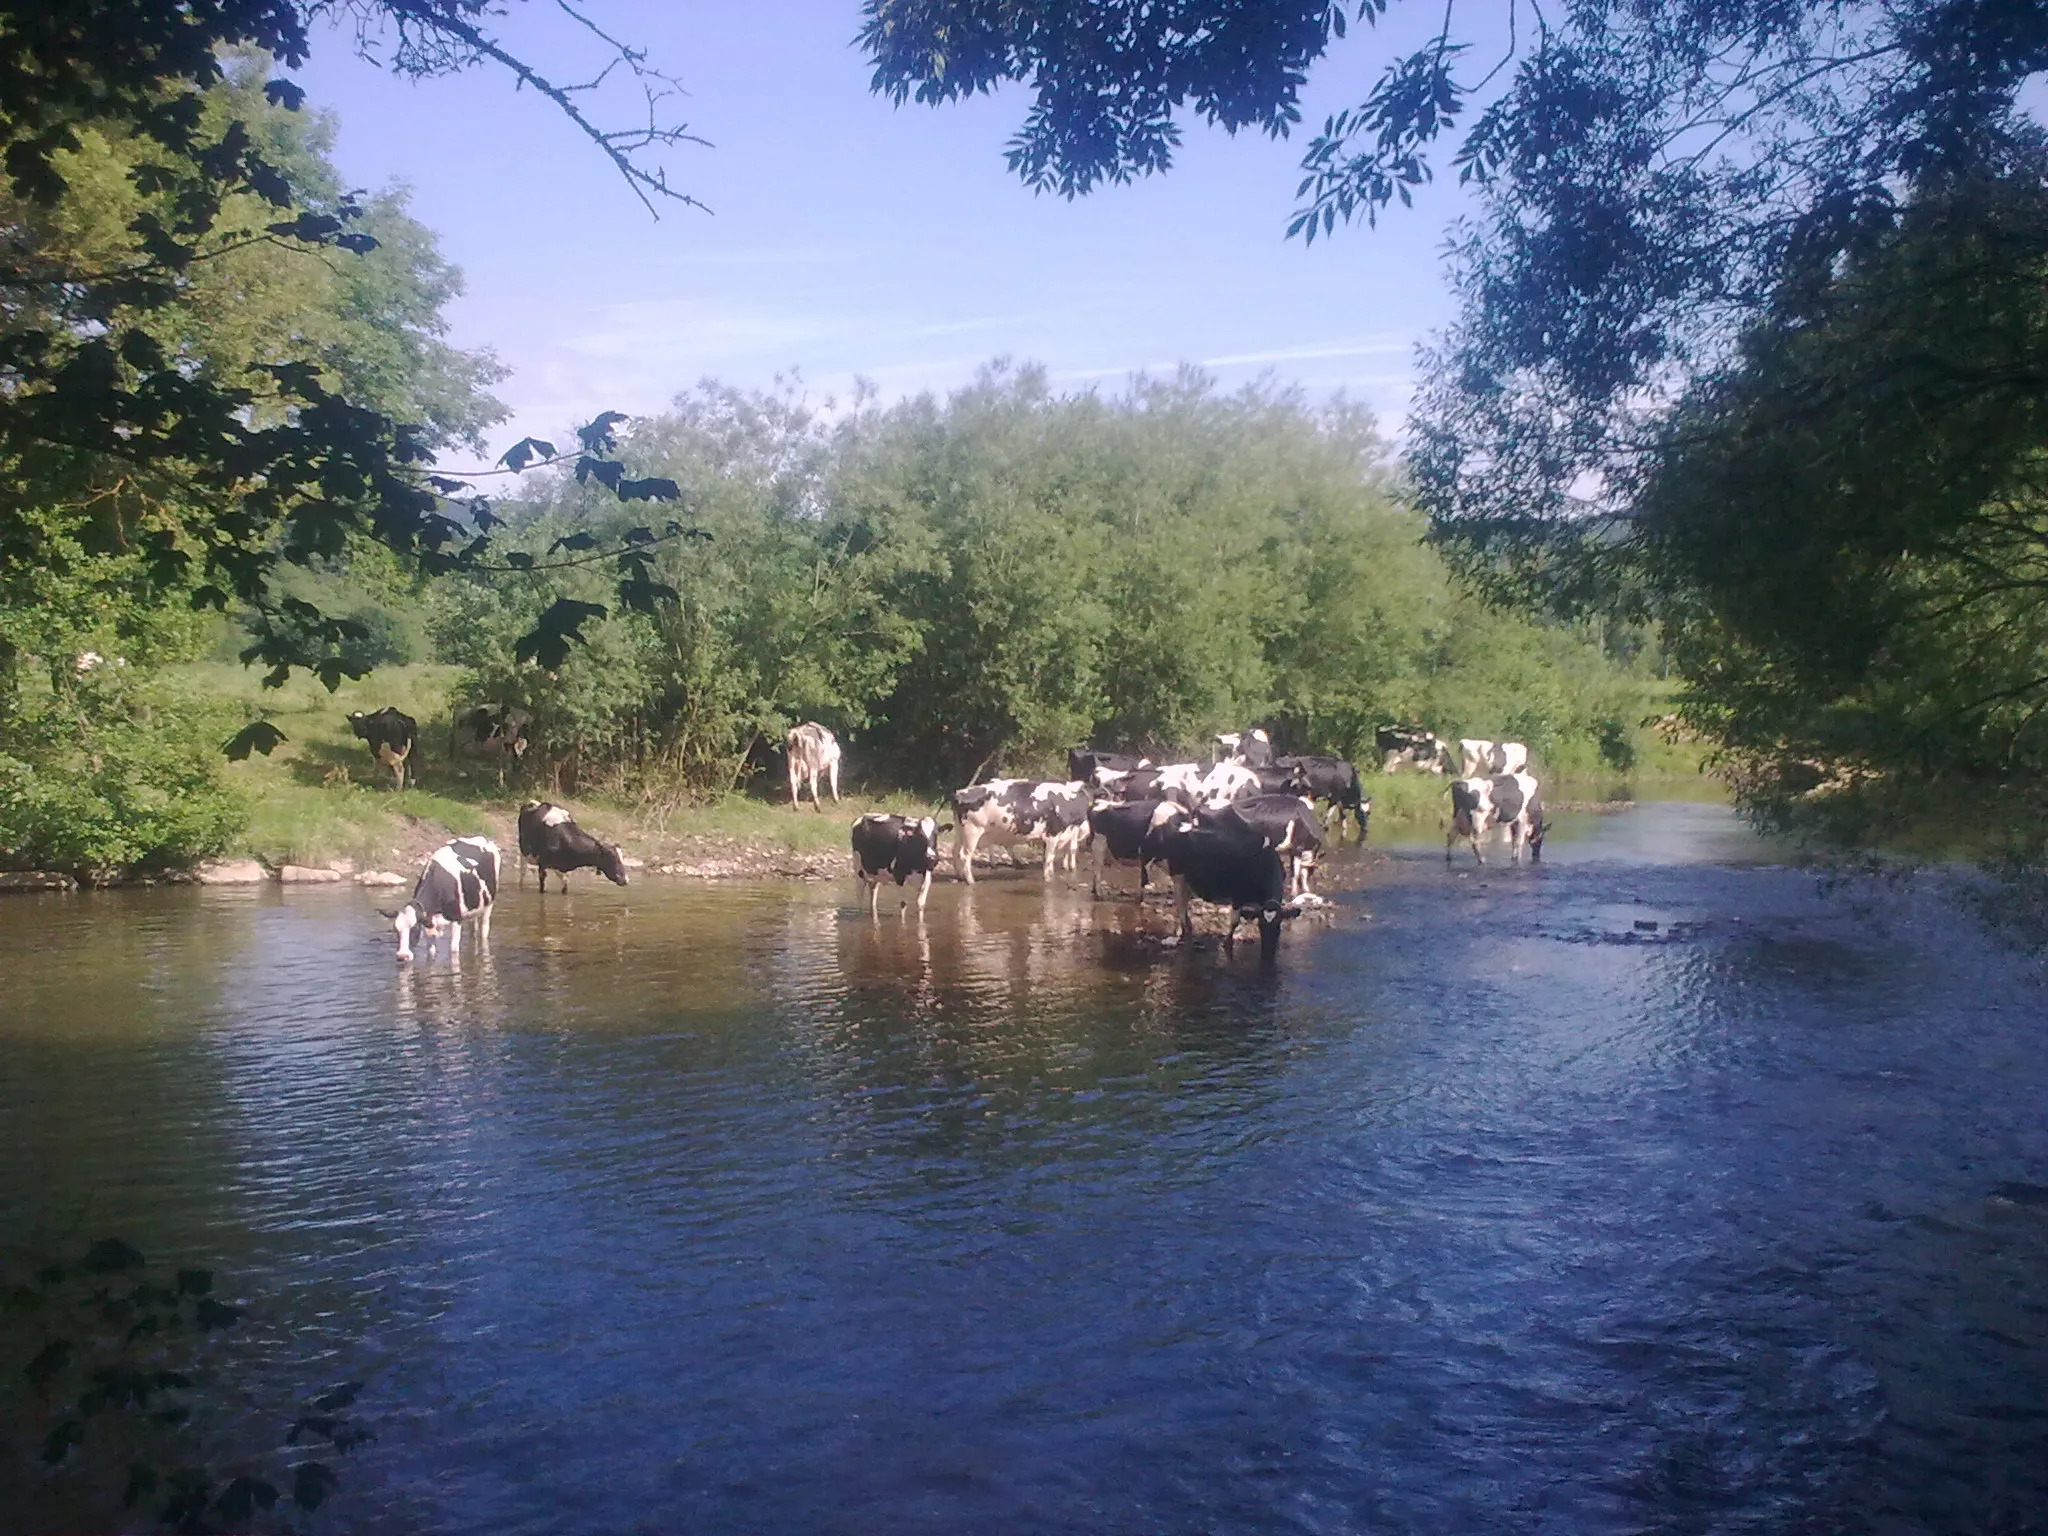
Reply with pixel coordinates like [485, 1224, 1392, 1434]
[2, 804, 2045, 1534]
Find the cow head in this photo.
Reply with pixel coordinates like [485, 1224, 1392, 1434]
[1238, 897, 1305, 961]
[596, 840, 630, 886]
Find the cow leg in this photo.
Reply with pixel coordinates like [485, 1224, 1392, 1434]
[1224, 910, 1242, 949]
[447, 920, 461, 956]
[477, 900, 492, 945]
[1041, 837, 1056, 882]
[956, 826, 979, 885]
[868, 877, 882, 919]
[828, 760, 840, 803]
[1174, 875, 1194, 939]
[1091, 838, 1105, 898]
[914, 868, 932, 913]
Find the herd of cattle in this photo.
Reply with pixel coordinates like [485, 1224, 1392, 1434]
[373, 711, 1548, 963]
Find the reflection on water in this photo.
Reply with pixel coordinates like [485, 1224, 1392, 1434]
[1, 804, 2044, 1535]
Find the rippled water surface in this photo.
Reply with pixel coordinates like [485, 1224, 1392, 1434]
[3, 804, 2046, 1534]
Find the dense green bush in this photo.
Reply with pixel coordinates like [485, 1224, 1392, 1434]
[430, 366, 1666, 796]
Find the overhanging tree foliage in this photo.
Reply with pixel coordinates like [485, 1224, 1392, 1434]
[0, 0, 709, 696]
[862, 0, 2048, 842]
[0, 0, 711, 870]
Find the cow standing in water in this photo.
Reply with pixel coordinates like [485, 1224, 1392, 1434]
[517, 802, 629, 891]
[950, 779, 1093, 884]
[787, 722, 842, 809]
[393, 836, 500, 961]
[348, 707, 417, 791]
[850, 813, 949, 915]
[1447, 772, 1546, 865]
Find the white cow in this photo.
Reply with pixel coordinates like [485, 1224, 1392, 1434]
[786, 722, 842, 809]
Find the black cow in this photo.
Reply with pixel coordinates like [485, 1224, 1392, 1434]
[1274, 754, 1371, 839]
[394, 835, 499, 961]
[1086, 798, 1190, 897]
[1205, 794, 1324, 896]
[1154, 812, 1301, 959]
[1068, 747, 1151, 786]
[347, 707, 418, 790]
[850, 813, 950, 915]
[517, 801, 629, 891]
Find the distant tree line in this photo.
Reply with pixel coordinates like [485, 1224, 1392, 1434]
[426, 365, 1662, 800]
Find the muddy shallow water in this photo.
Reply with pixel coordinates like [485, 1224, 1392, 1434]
[2, 804, 2045, 1534]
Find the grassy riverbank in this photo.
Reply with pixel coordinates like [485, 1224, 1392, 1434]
[180, 661, 1717, 877]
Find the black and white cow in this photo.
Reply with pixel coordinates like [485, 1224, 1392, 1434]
[393, 835, 499, 961]
[1153, 812, 1302, 959]
[850, 813, 950, 915]
[517, 801, 629, 891]
[786, 722, 842, 809]
[1068, 747, 1151, 787]
[1274, 755, 1371, 839]
[1446, 771, 1546, 865]
[1195, 760, 1264, 809]
[1205, 795, 1324, 896]
[1457, 738, 1531, 778]
[1215, 728, 1275, 768]
[348, 707, 418, 791]
[1086, 798, 1191, 897]
[950, 778, 1093, 884]
[1377, 725, 1453, 776]
[1144, 762, 1211, 808]
[453, 703, 530, 764]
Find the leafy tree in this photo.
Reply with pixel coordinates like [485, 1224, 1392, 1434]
[465, 367, 1657, 798]
[1630, 161, 2048, 839]
[860, 0, 2048, 839]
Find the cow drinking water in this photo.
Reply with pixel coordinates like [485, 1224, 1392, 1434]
[1152, 811, 1302, 960]
[393, 836, 499, 961]
[517, 802, 629, 891]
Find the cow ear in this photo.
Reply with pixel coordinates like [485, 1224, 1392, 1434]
[937, 822, 954, 834]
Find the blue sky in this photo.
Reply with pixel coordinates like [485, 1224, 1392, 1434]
[296, 3, 1472, 458]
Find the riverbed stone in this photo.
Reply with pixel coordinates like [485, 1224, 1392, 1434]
[0, 871, 75, 892]
[194, 858, 267, 885]
[277, 864, 343, 884]
[356, 870, 408, 887]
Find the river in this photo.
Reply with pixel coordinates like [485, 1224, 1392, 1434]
[2, 803, 2044, 1534]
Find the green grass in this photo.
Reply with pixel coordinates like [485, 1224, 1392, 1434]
[158, 658, 1724, 867]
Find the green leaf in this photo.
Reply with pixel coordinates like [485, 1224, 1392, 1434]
[42, 1420, 84, 1464]
[193, 1297, 243, 1331]
[514, 598, 609, 670]
[24, 1339, 72, 1387]
[82, 1238, 145, 1273]
[293, 1462, 340, 1511]
[222, 721, 288, 760]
